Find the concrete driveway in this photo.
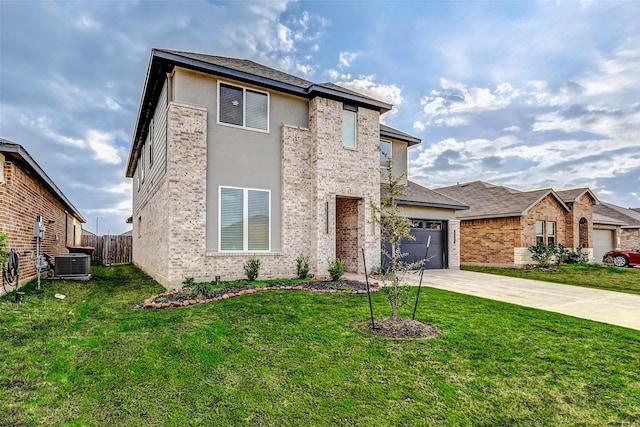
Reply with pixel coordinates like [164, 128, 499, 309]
[400, 269, 640, 331]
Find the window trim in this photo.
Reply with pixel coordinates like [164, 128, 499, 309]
[380, 139, 392, 168]
[536, 220, 556, 245]
[342, 105, 357, 149]
[217, 81, 270, 133]
[218, 185, 271, 253]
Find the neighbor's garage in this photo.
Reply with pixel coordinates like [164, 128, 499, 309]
[593, 228, 616, 262]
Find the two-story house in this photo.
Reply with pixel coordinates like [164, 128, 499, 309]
[126, 49, 466, 288]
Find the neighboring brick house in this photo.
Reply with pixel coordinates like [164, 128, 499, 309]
[435, 181, 598, 266]
[1, 139, 85, 294]
[125, 49, 465, 288]
[592, 202, 640, 260]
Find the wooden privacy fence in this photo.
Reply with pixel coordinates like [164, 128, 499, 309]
[81, 234, 132, 264]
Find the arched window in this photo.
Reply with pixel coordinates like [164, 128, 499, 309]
[579, 218, 589, 248]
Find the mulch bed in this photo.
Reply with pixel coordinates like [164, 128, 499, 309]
[138, 279, 379, 309]
[361, 318, 442, 339]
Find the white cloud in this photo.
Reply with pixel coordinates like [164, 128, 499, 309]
[503, 126, 520, 133]
[338, 51, 359, 69]
[86, 130, 122, 165]
[413, 121, 426, 132]
[334, 75, 403, 114]
[105, 97, 122, 111]
[76, 14, 101, 30]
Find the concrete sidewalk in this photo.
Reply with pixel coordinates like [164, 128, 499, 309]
[368, 269, 640, 331]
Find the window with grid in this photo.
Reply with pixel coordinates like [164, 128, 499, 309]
[219, 187, 270, 252]
[218, 82, 269, 131]
[547, 221, 556, 245]
[536, 220, 545, 245]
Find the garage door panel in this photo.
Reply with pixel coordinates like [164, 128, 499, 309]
[382, 229, 445, 269]
[593, 229, 615, 262]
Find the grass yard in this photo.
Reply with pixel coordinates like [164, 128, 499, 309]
[462, 263, 640, 295]
[1, 264, 639, 426]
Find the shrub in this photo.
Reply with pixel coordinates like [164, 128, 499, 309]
[565, 246, 590, 264]
[296, 253, 311, 279]
[556, 244, 590, 265]
[184, 277, 217, 299]
[244, 258, 261, 281]
[528, 243, 558, 268]
[0, 232, 7, 265]
[327, 258, 345, 281]
[369, 264, 392, 278]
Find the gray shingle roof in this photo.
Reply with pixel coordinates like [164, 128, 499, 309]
[380, 124, 421, 146]
[0, 139, 86, 222]
[434, 181, 569, 219]
[593, 202, 640, 228]
[382, 181, 468, 210]
[127, 49, 400, 177]
[159, 49, 315, 89]
[555, 188, 599, 204]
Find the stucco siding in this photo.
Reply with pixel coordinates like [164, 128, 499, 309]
[170, 67, 308, 253]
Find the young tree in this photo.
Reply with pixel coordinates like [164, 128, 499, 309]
[371, 159, 423, 319]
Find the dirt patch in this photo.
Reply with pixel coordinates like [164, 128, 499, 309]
[138, 280, 379, 309]
[361, 317, 441, 339]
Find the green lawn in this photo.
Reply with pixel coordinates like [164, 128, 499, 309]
[1, 264, 639, 426]
[462, 263, 640, 295]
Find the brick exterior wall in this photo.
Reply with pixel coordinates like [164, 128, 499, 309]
[460, 217, 521, 264]
[460, 194, 579, 266]
[1, 159, 82, 295]
[336, 198, 359, 272]
[521, 195, 567, 247]
[564, 193, 594, 249]
[621, 228, 640, 249]
[447, 219, 461, 269]
[308, 97, 380, 276]
[132, 95, 383, 288]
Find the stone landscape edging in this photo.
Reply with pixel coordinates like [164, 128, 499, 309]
[142, 282, 379, 309]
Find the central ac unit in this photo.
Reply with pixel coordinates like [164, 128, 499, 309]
[55, 254, 90, 276]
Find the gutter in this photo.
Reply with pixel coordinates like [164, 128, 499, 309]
[0, 140, 86, 223]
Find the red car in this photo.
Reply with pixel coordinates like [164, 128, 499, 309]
[604, 248, 640, 267]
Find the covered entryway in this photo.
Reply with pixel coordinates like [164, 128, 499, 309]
[382, 219, 447, 269]
[594, 228, 616, 262]
[336, 197, 361, 273]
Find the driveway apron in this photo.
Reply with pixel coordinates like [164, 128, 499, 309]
[399, 269, 640, 331]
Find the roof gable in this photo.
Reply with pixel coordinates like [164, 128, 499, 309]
[435, 181, 570, 219]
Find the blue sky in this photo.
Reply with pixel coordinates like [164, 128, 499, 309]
[1, 0, 639, 235]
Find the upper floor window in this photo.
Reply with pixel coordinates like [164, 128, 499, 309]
[380, 140, 392, 167]
[218, 82, 269, 132]
[342, 104, 357, 148]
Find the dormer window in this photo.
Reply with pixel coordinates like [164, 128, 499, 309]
[218, 82, 269, 132]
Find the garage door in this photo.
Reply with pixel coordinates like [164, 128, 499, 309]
[593, 229, 615, 262]
[381, 220, 447, 269]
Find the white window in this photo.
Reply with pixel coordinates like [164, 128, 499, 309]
[219, 186, 270, 252]
[218, 82, 269, 132]
[536, 220, 556, 245]
[342, 104, 357, 148]
[380, 140, 392, 167]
